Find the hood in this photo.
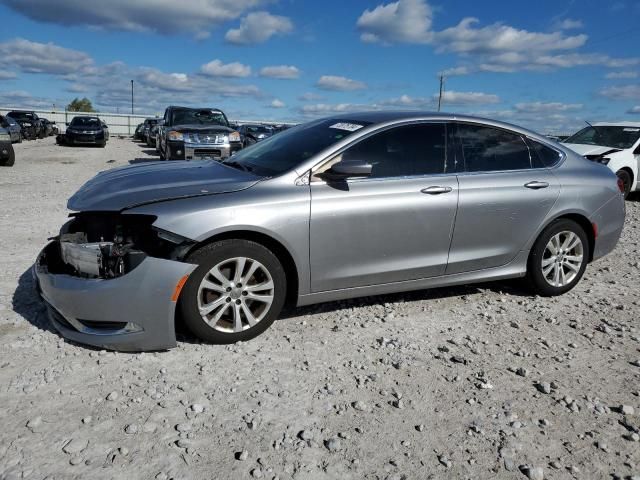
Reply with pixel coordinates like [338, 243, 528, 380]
[562, 143, 622, 156]
[170, 124, 234, 134]
[68, 160, 261, 212]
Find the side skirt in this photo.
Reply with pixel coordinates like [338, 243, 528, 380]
[296, 250, 529, 307]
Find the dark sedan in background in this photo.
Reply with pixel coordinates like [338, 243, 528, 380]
[7, 110, 43, 139]
[63, 116, 109, 147]
[0, 114, 22, 143]
[238, 124, 274, 147]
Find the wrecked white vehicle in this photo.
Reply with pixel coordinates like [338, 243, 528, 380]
[563, 122, 640, 198]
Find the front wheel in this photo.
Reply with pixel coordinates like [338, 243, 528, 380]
[526, 219, 589, 296]
[616, 170, 632, 199]
[179, 240, 286, 343]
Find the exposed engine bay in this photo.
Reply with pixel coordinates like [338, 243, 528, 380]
[41, 212, 194, 279]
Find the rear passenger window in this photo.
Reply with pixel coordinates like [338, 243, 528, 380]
[457, 124, 532, 172]
[342, 123, 447, 178]
[528, 140, 563, 168]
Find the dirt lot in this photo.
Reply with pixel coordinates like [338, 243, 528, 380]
[0, 137, 639, 480]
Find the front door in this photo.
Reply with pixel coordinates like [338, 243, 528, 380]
[309, 122, 459, 292]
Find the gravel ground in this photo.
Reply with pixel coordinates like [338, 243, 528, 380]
[1, 137, 639, 480]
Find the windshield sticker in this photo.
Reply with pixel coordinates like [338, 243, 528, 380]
[623, 128, 640, 132]
[329, 122, 364, 132]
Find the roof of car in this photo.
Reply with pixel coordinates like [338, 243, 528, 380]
[327, 110, 550, 141]
[592, 121, 640, 127]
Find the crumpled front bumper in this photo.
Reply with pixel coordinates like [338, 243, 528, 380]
[33, 242, 197, 352]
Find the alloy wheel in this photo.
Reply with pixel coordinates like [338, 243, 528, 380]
[197, 257, 274, 333]
[541, 231, 584, 287]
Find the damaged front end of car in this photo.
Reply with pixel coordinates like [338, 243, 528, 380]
[41, 212, 193, 279]
[34, 212, 198, 351]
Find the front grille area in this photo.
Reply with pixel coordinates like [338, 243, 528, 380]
[184, 132, 226, 144]
[194, 148, 222, 158]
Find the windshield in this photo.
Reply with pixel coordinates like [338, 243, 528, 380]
[8, 112, 34, 121]
[565, 126, 640, 149]
[246, 125, 271, 133]
[172, 109, 228, 127]
[70, 117, 101, 127]
[226, 118, 372, 176]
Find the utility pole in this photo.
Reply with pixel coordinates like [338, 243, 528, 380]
[131, 80, 134, 114]
[437, 74, 445, 112]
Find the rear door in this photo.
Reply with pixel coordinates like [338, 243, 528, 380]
[446, 122, 560, 274]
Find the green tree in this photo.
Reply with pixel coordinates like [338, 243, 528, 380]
[66, 97, 95, 112]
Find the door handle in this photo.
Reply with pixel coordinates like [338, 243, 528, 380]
[524, 181, 549, 189]
[421, 186, 453, 195]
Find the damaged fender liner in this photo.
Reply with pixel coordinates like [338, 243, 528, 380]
[47, 212, 195, 279]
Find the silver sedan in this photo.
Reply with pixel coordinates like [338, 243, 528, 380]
[34, 112, 625, 351]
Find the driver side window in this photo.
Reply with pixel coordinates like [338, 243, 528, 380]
[335, 123, 447, 179]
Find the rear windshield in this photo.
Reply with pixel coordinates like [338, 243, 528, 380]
[226, 118, 372, 176]
[246, 125, 271, 133]
[172, 109, 229, 127]
[8, 112, 34, 120]
[70, 117, 101, 127]
[565, 126, 640, 149]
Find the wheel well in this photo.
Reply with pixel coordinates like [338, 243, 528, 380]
[555, 214, 595, 262]
[186, 231, 299, 306]
[617, 167, 634, 185]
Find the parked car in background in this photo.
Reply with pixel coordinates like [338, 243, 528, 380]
[40, 118, 55, 137]
[134, 123, 144, 141]
[563, 122, 640, 198]
[33, 112, 625, 351]
[142, 118, 159, 146]
[158, 106, 242, 161]
[64, 116, 108, 147]
[7, 110, 43, 139]
[238, 124, 273, 147]
[0, 114, 22, 143]
[148, 119, 163, 148]
[0, 128, 15, 166]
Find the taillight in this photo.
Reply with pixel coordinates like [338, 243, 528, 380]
[617, 178, 625, 193]
[592, 222, 598, 239]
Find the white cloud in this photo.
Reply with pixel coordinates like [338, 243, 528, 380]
[439, 90, 500, 105]
[139, 69, 190, 91]
[556, 18, 584, 30]
[316, 75, 367, 91]
[380, 94, 432, 108]
[599, 85, 640, 100]
[259, 65, 300, 79]
[628, 106, 640, 114]
[0, 38, 93, 75]
[439, 66, 470, 76]
[1, 0, 266, 38]
[605, 71, 638, 79]
[200, 59, 251, 78]
[355, 0, 638, 74]
[357, 0, 433, 44]
[300, 103, 374, 116]
[269, 99, 286, 108]
[0, 71, 17, 80]
[225, 11, 293, 45]
[514, 102, 582, 113]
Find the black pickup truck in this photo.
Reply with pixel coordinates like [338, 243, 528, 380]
[157, 106, 242, 161]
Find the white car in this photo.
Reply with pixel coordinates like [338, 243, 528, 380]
[563, 122, 640, 198]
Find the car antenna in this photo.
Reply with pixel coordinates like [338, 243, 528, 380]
[585, 120, 603, 135]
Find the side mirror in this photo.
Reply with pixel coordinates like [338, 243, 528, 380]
[66, 122, 69, 126]
[324, 159, 372, 179]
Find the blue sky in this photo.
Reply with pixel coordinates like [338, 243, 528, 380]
[0, 0, 639, 133]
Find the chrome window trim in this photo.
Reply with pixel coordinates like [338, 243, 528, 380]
[309, 120, 450, 183]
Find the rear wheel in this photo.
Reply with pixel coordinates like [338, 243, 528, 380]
[179, 240, 286, 343]
[616, 169, 632, 199]
[526, 219, 589, 296]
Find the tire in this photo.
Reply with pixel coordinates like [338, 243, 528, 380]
[100, 140, 106, 148]
[526, 219, 589, 296]
[0, 145, 15, 167]
[616, 170, 632, 199]
[179, 239, 287, 344]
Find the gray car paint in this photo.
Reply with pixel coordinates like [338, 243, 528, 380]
[36, 111, 625, 351]
[67, 160, 261, 211]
